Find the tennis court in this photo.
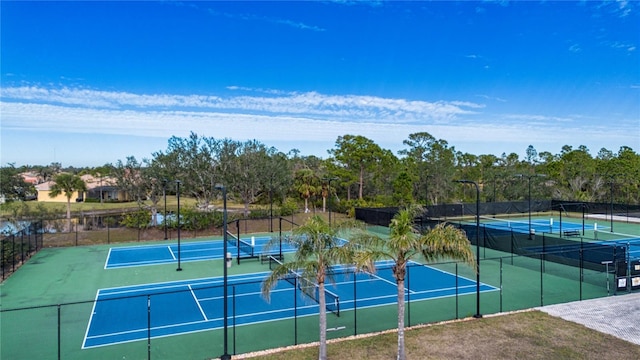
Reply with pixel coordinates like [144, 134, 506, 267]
[84, 260, 497, 348]
[479, 216, 587, 234]
[105, 236, 289, 269]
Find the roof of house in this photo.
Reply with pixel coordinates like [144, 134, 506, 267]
[34, 175, 117, 192]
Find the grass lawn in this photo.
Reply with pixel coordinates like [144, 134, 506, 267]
[239, 310, 640, 360]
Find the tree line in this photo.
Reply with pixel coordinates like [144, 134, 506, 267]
[2, 131, 639, 216]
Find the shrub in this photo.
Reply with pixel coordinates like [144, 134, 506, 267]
[279, 198, 299, 217]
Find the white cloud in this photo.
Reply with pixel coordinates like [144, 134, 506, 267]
[0, 86, 482, 124]
[1, 86, 638, 162]
[206, 8, 325, 32]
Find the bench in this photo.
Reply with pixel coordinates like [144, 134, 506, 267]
[563, 230, 580, 237]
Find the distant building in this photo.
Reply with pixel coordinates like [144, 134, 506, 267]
[20, 172, 40, 185]
[35, 181, 81, 203]
[34, 174, 130, 203]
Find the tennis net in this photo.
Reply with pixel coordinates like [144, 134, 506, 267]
[268, 255, 340, 316]
[479, 216, 554, 233]
[226, 231, 255, 258]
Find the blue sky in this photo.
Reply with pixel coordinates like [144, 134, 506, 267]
[1, 1, 638, 167]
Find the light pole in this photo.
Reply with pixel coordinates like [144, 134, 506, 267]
[323, 177, 338, 227]
[609, 178, 614, 232]
[269, 175, 273, 233]
[215, 184, 231, 360]
[424, 174, 433, 207]
[162, 179, 168, 240]
[492, 176, 497, 203]
[454, 179, 481, 318]
[175, 180, 182, 271]
[515, 174, 545, 239]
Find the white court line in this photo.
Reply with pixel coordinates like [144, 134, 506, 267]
[81, 291, 102, 349]
[167, 246, 177, 260]
[366, 271, 404, 291]
[188, 285, 208, 321]
[103, 247, 113, 269]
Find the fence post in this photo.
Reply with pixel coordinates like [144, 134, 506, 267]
[235, 220, 241, 265]
[407, 264, 411, 327]
[38, 221, 43, 249]
[294, 277, 298, 345]
[499, 258, 503, 313]
[510, 230, 514, 265]
[232, 285, 237, 355]
[455, 263, 459, 319]
[1, 237, 5, 280]
[353, 271, 357, 336]
[12, 234, 16, 273]
[57, 304, 61, 360]
[540, 253, 544, 306]
[147, 295, 151, 360]
[21, 232, 25, 264]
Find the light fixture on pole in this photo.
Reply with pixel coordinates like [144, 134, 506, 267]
[454, 179, 481, 318]
[215, 184, 231, 360]
[175, 180, 182, 271]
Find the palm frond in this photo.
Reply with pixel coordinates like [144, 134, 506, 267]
[420, 223, 476, 268]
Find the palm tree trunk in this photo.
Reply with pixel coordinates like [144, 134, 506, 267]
[397, 278, 406, 360]
[318, 282, 328, 360]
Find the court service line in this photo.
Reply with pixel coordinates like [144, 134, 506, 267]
[81, 291, 103, 348]
[365, 271, 399, 290]
[167, 246, 177, 260]
[188, 285, 209, 321]
[84, 317, 212, 347]
[103, 248, 113, 269]
[335, 261, 416, 294]
[408, 260, 488, 288]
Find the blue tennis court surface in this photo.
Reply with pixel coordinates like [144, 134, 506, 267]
[105, 237, 289, 269]
[83, 261, 497, 348]
[481, 218, 589, 234]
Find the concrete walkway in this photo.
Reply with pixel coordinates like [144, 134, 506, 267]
[538, 292, 640, 346]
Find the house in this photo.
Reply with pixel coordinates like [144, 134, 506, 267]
[81, 174, 129, 202]
[34, 175, 130, 203]
[35, 181, 81, 203]
[20, 172, 40, 185]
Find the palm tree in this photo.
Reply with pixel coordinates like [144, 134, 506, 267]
[350, 205, 475, 360]
[49, 173, 87, 232]
[261, 215, 352, 360]
[294, 168, 317, 213]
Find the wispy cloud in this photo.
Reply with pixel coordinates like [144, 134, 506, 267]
[603, 40, 637, 52]
[206, 8, 325, 32]
[475, 94, 507, 103]
[2, 86, 637, 158]
[0, 86, 481, 124]
[592, 0, 637, 18]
